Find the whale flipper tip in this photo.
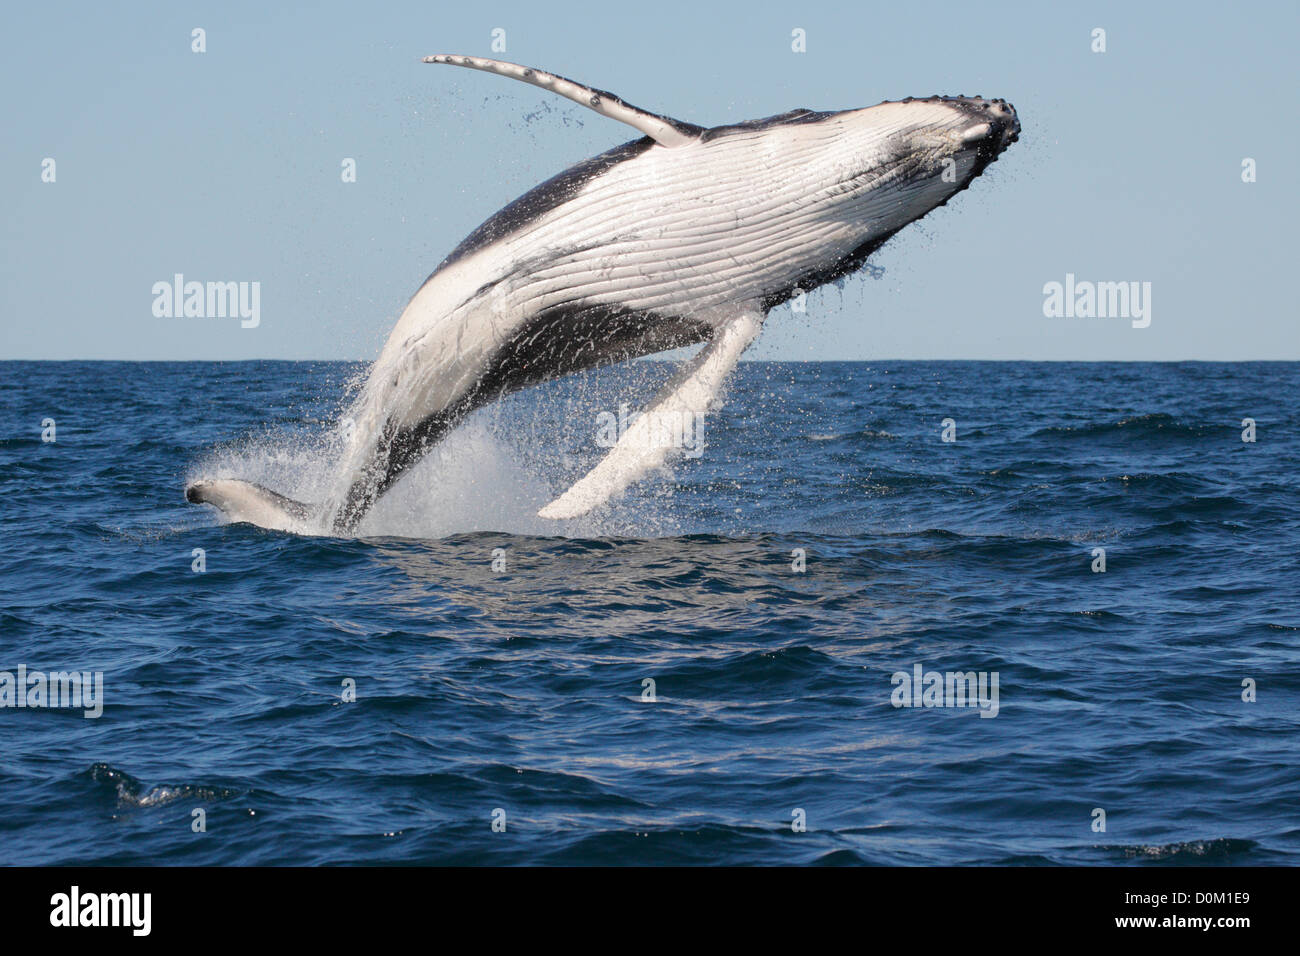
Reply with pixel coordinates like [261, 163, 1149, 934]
[421, 53, 701, 147]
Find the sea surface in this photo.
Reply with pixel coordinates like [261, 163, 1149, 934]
[1, 359, 1297, 865]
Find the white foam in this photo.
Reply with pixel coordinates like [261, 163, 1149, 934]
[188, 411, 684, 540]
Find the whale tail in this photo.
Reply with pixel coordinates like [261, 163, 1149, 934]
[185, 479, 316, 534]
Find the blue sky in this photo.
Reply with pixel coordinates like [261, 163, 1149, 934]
[2, 0, 1296, 360]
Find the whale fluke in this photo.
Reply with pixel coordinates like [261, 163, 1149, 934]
[422, 54, 702, 148]
[185, 479, 314, 534]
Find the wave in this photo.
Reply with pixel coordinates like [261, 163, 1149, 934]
[1099, 837, 1260, 862]
[85, 762, 243, 809]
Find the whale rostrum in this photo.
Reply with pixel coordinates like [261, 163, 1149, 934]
[186, 55, 1020, 534]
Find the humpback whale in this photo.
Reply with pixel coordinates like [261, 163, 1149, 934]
[186, 55, 1020, 533]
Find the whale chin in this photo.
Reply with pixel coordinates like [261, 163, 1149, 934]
[185, 479, 315, 534]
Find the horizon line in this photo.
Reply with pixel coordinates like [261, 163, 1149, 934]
[2, 356, 1299, 364]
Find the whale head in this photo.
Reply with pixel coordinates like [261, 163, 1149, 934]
[832, 95, 1020, 231]
[900, 94, 1020, 178]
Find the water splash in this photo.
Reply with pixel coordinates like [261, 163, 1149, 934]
[185, 363, 697, 540]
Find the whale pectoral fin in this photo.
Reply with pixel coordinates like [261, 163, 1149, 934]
[422, 54, 702, 148]
[538, 308, 765, 520]
[185, 478, 314, 533]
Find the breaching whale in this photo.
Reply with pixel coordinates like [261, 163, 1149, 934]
[186, 55, 1019, 533]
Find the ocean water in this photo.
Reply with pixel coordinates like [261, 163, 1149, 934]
[1, 359, 1297, 866]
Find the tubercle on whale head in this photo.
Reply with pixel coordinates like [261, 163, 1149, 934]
[892, 94, 1020, 149]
